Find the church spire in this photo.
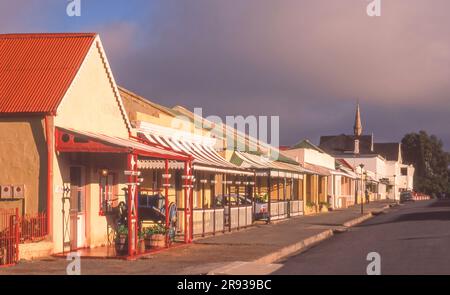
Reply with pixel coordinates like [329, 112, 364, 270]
[354, 101, 362, 137]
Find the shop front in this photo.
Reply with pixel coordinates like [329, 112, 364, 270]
[230, 151, 310, 222]
[137, 130, 255, 238]
[54, 127, 191, 258]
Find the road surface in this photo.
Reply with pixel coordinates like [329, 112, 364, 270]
[275, 199, 450, 275]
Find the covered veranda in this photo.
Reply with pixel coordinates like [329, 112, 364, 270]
[331, 170, 357, 209]
[54, 127, 191, 259]
[301, 163, 331, 214]
[137, 131, 255, 238]
[230, 151, 313, 222]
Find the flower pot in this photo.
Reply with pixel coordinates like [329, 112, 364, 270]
[0, 248, 5, 265]
[145, 234, 167, 249]
[138, 240, 146, 254]
[305, 205, 316, 215]
[115, 234, 128, 255]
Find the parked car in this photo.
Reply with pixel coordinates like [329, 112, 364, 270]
[214, 194, 269, 222]
[400, 191, 414, 203]
[215, 194, 251, 207]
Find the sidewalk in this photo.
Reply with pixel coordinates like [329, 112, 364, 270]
[0, 200, 394, 275]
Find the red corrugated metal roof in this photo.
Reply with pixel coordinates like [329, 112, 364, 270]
[336, 158, 355, 171]
[0, 33, 97, 114]
[56, 127, 190, 161]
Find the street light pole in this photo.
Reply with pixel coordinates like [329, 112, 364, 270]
[359, 164, 365, 215]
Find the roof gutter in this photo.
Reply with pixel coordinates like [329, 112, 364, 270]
[0, 111, 55, 117]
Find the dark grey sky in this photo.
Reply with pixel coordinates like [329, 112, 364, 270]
[1, 0, 450, 147]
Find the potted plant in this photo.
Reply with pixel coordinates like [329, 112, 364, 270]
[0, 248, 5, 265]
[305, 201, 316, 215]
[138, 228, 146, 254]
[319, 201, 331, 212]
[144, 224, 168, 249]
[115, 224, 128, 255]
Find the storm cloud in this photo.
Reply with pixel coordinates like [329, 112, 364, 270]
[1, 0, 450, 147]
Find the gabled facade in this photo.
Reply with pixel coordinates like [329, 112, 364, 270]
[0, 33, 190, 261]
[50, 33, 132, 254]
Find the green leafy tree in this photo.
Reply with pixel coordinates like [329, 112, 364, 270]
[401, 131, 449, 195]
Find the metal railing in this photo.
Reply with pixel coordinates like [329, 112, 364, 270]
[0, 208, 19, 267]
[18, 213, 48, 243]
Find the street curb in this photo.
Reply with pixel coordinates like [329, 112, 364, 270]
[252, 229, 334, 264]
[343, 213, 373, 227]
[252, 205, 392, 265]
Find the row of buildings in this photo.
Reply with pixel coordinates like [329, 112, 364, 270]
[0, 33, 414, 263]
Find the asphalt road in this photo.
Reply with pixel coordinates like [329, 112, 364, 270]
[275, 199, 450, 275]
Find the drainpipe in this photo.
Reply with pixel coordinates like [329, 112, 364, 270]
[189, 160, 194, 242]
[44, 115, 54, 239]
[183, 161, 188, 243]
[267, 170, 271, 224]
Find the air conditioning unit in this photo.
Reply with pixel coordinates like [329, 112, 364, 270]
[12, 185, 25, 199]
[0, 185, 12, 198]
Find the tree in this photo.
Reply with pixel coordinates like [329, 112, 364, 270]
[401, 131, 449, 195]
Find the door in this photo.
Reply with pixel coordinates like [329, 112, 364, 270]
[69, 166, 86, 250]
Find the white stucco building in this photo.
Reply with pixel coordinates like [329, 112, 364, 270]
[318, 103, 415, 201]
[284, 140, 358, 209]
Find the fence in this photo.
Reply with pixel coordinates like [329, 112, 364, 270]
[0, 208, 19, 267]
[270, 201, 289, 220]
[229, 206, 253, 230]
[19, 213, 48, 243]
[192, 208, 225, 236]
[289, 200, 304, 217]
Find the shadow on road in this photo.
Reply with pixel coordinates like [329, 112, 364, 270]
[400, 234, 450, 241]
[361, 210, 450, 227]
[359, 200, 450, 227]
[428, 199, 450, 208]
[392, 211, 450, 222]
